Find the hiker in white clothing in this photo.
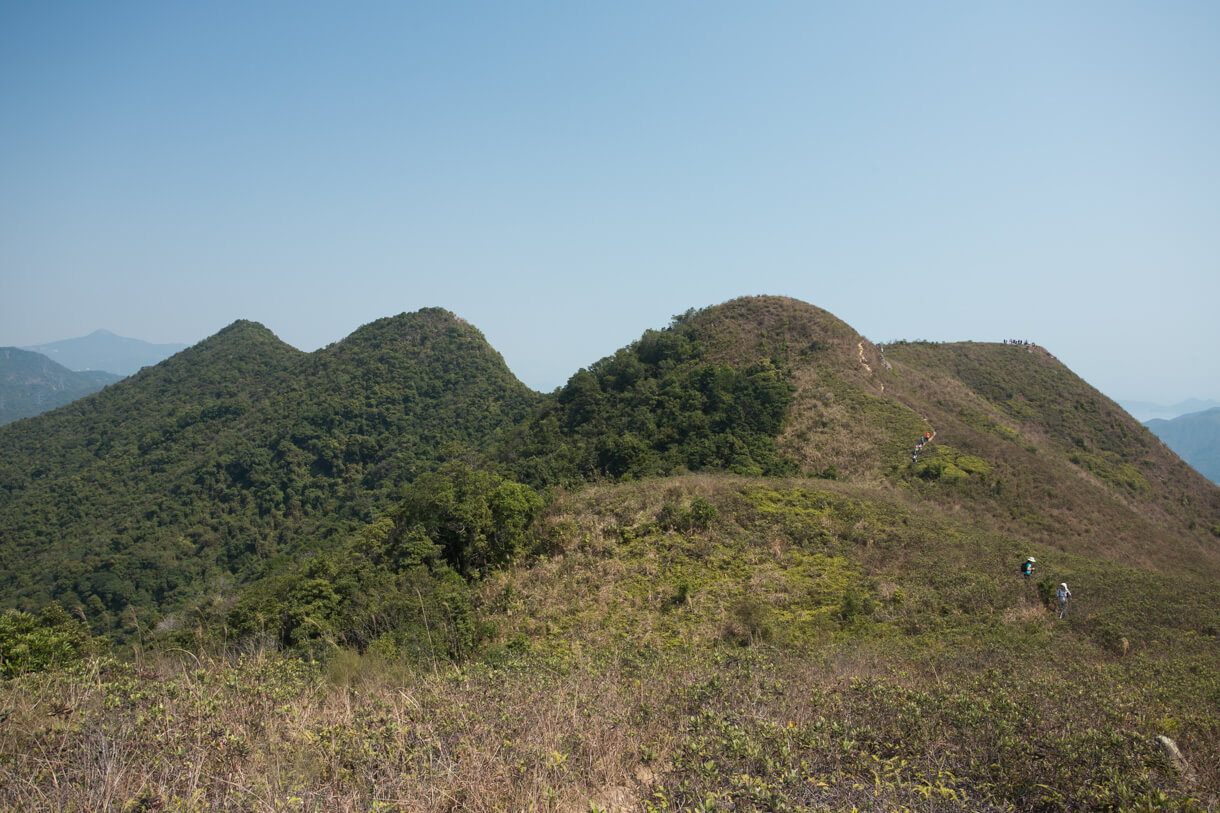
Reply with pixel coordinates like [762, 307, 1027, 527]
[1056, 582, 1071, 619]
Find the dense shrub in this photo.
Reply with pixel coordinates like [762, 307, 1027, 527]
[222, 463, 542, 662]
[501, 312, 797, 486]
[0, 604, 98, 676]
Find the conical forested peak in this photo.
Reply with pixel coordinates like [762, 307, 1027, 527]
[215, 318, 275, 337]
[164, 319, 300, 369]
[193, 319, 298, 355]
[336, 307, 476, 350]
[500, 296, 820, 486]
[323, 308, 531, 399]
[131, 319, 303, 394]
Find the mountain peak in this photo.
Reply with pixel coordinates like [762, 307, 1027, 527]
[22, 330, 190, 377]
[174, 321, 301, 373]
[684, 295, 866, 368]
[213, 319, 278, 339]
[337, 308, 470, 346]
[325, 308, 504, 368]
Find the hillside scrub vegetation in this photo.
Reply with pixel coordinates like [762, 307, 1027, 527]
[2, 474, 1217, 810]
[1, 295, 1219, 810]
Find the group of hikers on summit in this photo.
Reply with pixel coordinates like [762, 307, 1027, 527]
[1021, 557, 1072, 619]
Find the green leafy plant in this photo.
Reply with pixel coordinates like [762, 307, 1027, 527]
[0, 604, 98, 676]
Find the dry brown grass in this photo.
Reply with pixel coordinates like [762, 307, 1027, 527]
[4, 636, 1214, 812]
[0, 649, 678, 812]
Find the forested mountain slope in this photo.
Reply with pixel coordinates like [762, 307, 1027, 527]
[0, 311, 540, 624]
[497, 299, 806, 485]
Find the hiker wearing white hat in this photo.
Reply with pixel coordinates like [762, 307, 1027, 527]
[1021, 557, 1035, 582]
[1056, 583, 1072, 619]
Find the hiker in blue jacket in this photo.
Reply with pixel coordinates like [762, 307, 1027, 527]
[1021, 557, 1035, 581]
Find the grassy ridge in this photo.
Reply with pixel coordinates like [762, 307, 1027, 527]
[488, 475, 1219, 663]
[880, 340, 1220, 575]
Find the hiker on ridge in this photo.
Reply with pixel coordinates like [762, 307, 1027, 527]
[1021, 557, 1035, 581]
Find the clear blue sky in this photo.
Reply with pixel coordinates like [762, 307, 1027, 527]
[3, 2, 1217, 403]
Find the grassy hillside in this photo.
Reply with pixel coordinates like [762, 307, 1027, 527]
[879, 340, 1220, 574]
[2, 295, 1218, 810]
[498, 296, 1220, 574]
[3, 473, 1216, 810]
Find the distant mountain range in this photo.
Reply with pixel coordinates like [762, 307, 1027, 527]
[1146, 407, 1220, 484]
[1, 330, 189, 424]
[22, 329, 188, 377]
[0, 348, 122, 425]
[1119, 398, 1220, 422]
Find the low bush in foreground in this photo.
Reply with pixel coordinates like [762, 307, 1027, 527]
[0, 637, 1215, 811]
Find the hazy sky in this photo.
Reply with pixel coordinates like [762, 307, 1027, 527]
[3, 2, 1217, 403]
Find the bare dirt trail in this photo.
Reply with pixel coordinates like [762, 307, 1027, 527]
[858, 341, 939, 450]
[858, 341, 884, 392]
